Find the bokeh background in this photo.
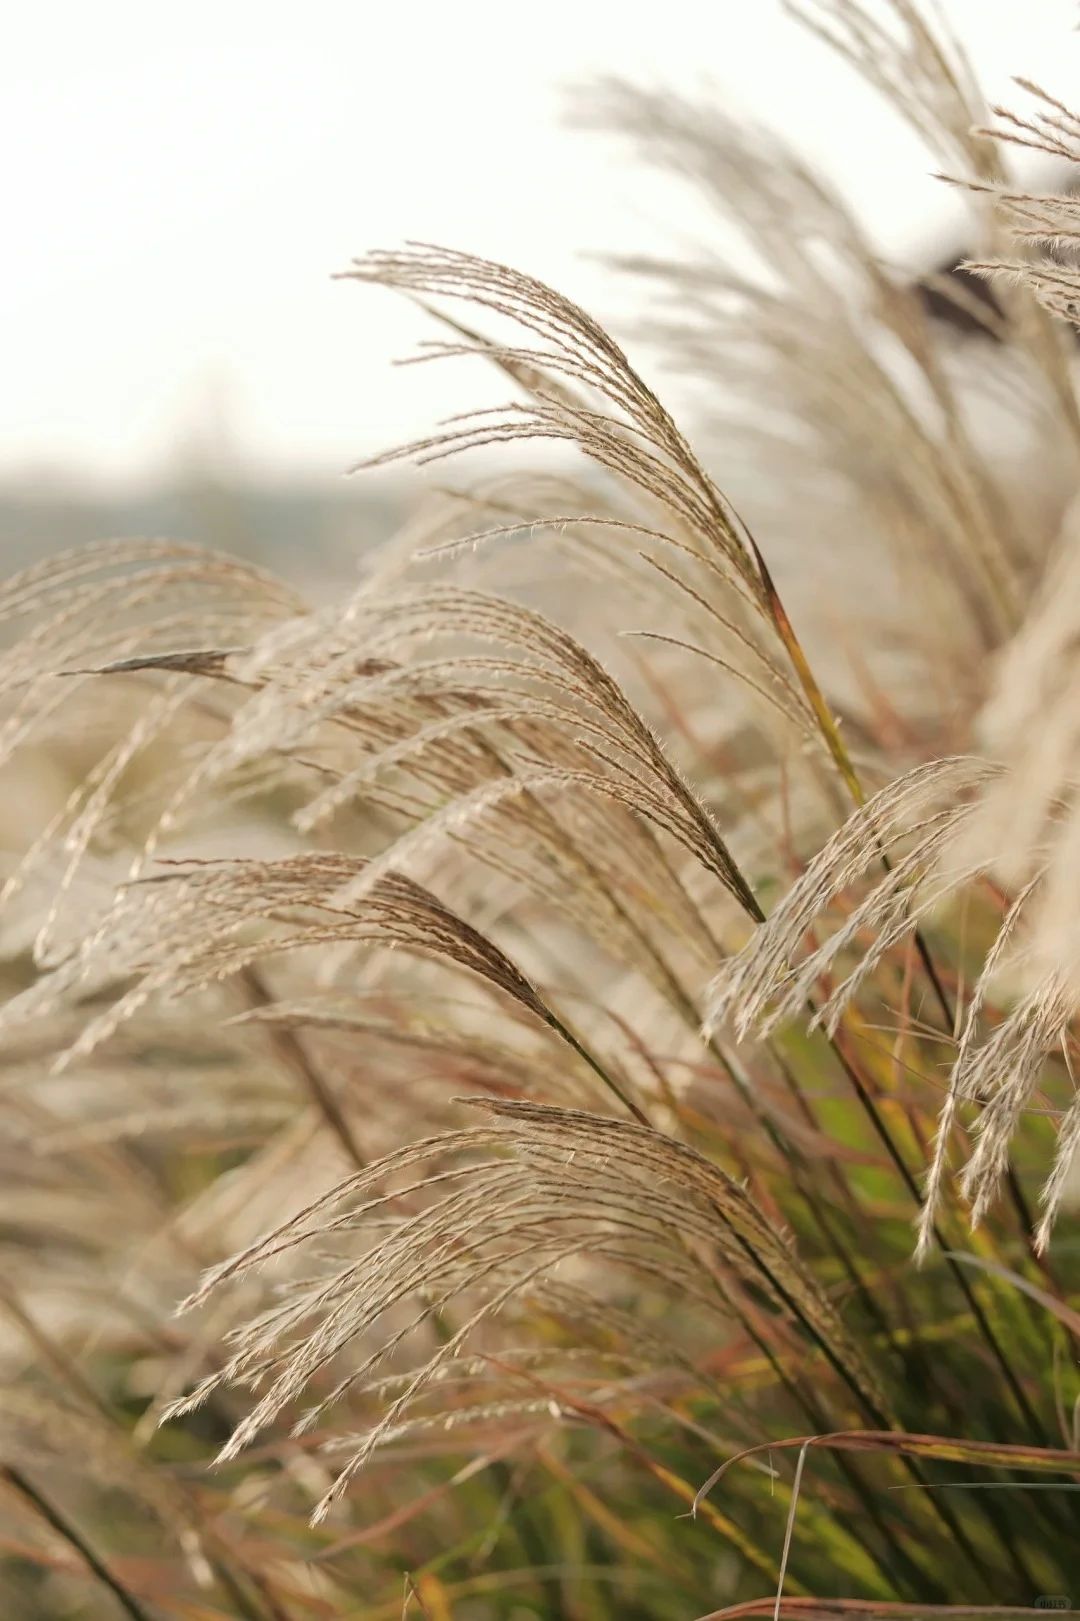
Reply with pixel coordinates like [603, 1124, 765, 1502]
[5, 1, 1077, 586]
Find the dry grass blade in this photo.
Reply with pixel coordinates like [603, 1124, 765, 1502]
[708, 721, 1080, 1248]
[0, 853, 652, 1119]
[338, 243, 879, 795]
[339, 245, 767, 595]
[707, 757, 996, 1042]
[164, 1098, 888, 1523]
[784, 1, 1000, 179]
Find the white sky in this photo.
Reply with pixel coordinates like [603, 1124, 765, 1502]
[3, 0, 1078, 489]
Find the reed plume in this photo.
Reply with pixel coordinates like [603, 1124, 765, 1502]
[3, 9, 1079, 1618]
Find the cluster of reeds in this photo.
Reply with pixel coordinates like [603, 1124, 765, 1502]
[2, 4, 1079, 1616]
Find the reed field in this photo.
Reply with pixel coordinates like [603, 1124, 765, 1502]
[2, 4, 1080, 1615]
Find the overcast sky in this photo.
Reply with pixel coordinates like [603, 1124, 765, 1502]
[4, 1, 1078, 488]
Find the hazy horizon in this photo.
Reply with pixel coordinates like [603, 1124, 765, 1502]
[6, 0, 1078, 494]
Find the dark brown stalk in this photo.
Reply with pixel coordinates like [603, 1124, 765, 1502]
[239, 963, 366, 1169]
[1, 1465, 156, 1621]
